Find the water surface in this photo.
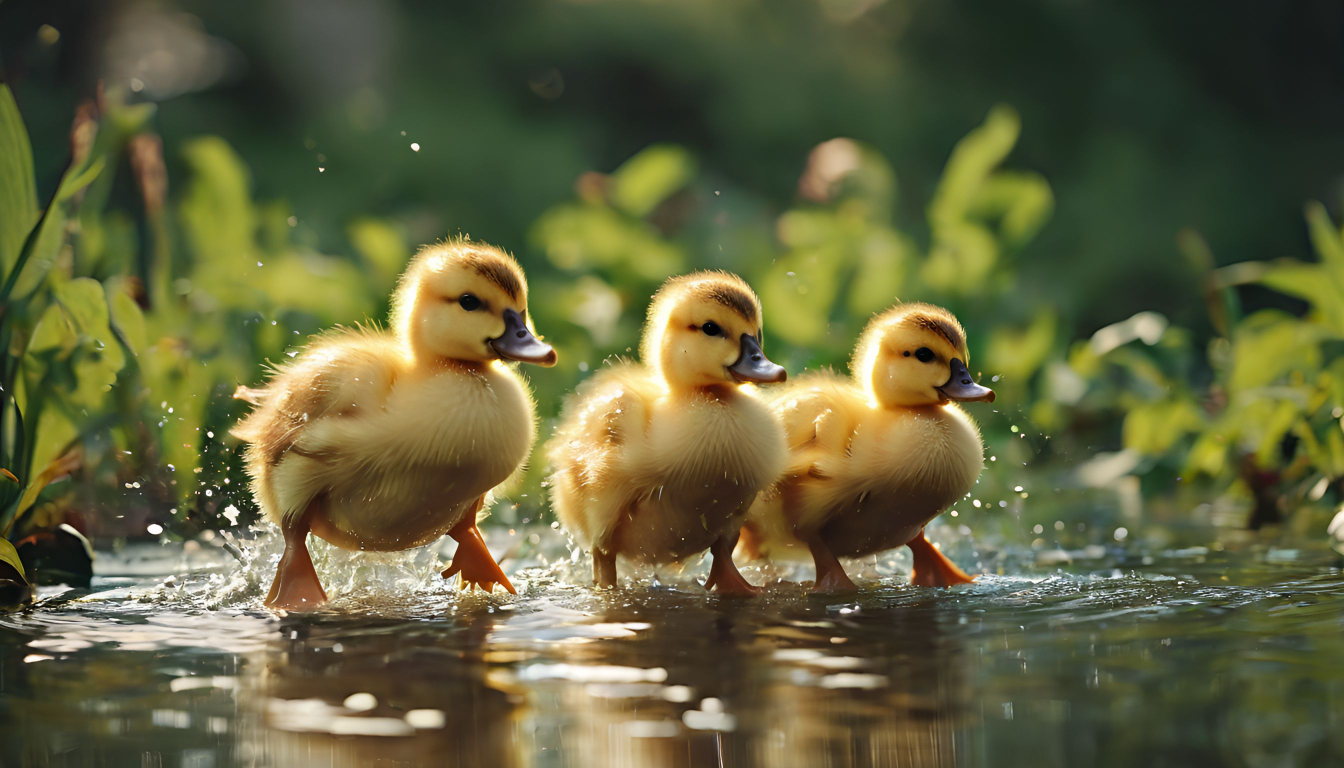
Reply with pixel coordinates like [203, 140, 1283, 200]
[3, 529, 1342, 767]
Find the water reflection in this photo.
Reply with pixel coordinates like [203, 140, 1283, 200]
[245, 610, 517, 767]
[2, 538, 1343, 767]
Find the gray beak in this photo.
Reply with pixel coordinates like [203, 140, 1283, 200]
[727, 334, 786, 384]
[936, 358, 995, 403]
[490, 308, 557, 366]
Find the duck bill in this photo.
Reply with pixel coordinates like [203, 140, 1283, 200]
[490, 308, 557, 366]
[937, 358, 995, 403]
[727, 334, 786, 384]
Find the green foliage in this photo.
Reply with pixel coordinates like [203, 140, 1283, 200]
[0, 85, 114, 536]
[0, 535, 30, 609]
[0, 86, 38, 275]
[0, 87, 402, 538]
[0, 536, 26, 581]
[1045, 210, 1344, 519]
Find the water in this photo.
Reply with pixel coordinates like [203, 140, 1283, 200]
[3, 528, 1343, 768]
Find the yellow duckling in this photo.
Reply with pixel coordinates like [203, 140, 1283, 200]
[741, 303, 995, 592]
[548, 272, 787, 594]
[232, 239, 556, 610]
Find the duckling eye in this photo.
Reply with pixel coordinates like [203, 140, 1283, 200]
[914, 347, 935, 363]
[458, 294, 482, 312]
[701, 321, 723, 337]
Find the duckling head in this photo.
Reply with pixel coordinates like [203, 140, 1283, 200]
[854, 303, 995, 408]
[392, 240, 557, 367]
[641, 271, 786, 391]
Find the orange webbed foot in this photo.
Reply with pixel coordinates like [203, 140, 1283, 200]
[811, 566, 858, 594]
[265, 508, 328, 611]
[805, 535, 858, 594]
[907, 531, 976, 587]
[704, 566, 761, 596]
[443, 518, 517, 595]
[704, 534, 760, 596]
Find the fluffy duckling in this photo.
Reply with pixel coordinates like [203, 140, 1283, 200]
[233, 239, 556, 610]
[548, 272, 787, 594]
[741, 303, 994, 592]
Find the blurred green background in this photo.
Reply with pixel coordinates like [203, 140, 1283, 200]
[2, 0, 1343, 555]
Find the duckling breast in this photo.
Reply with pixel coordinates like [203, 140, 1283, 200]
[610, 394, 786, 563]
[302, 365, 537, 551]
[815, 405, 984, 558]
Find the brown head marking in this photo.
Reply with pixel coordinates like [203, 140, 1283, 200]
[458, 247, 524, 302]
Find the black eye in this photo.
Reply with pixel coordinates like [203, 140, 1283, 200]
[458, 294, 482, 311]
[701, 321, 722, 337]
[914, 347, 935, 363]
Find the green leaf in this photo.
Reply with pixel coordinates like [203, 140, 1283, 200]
[1255, 399, 1303, 467]
[178, 137, 258, 273]
[348, 217, 409, 291]
[1228, 312, 1321, 392]
[0, 536, 26, 582]
[17, 405, 78, 518]
[846, 230, 913, 317]
[760, 243, 846, 346]
[609, 145, 697, 218]
[1185, 428, 1231, 478]
[1253, 262, 1344, 336]
[1305, 201, 1344, 287]
[8, 152, 106, 301]
[106, 279, 148, 355]
[1122, 397, 1204, 455]
[986, 308, 1057, 382]
[137, 338, 211, 498]
[247, 251, 376, 322]
[971, 171, 1054, 247]
[55, 278, 126, 408]
[928, 105, 1021, 228]
[27, 301, 79, 357]
[0, 84, 38, 274]
[922, 221, 998, 292]
[530, 203, 683, 280]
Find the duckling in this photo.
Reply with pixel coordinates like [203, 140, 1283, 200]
[232, 239, 556, 610]
[548, 272, 787, 594]
[741, 303, 995, 592]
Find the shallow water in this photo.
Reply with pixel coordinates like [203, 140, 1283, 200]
[3, 528, 1343, 768]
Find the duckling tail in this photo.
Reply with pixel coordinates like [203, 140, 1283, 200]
[233, 385, 268, 406]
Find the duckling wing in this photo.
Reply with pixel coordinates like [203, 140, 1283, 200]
[232, 330, 397, 469]
[547, 363, 656, 549]
[767, 372, 862, 480]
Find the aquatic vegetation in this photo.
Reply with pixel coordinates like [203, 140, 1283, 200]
[1039, 214, 1344, 530]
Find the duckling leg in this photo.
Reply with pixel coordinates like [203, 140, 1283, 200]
[264, 502, 329, 611]
[734, 523, 764, 562]
[907, 530, 975, 587]
[805, 535, 858, 594]
[441, 497, 517, 595]
[593, 549, 618, 588]
[704, 531, 760, 596]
